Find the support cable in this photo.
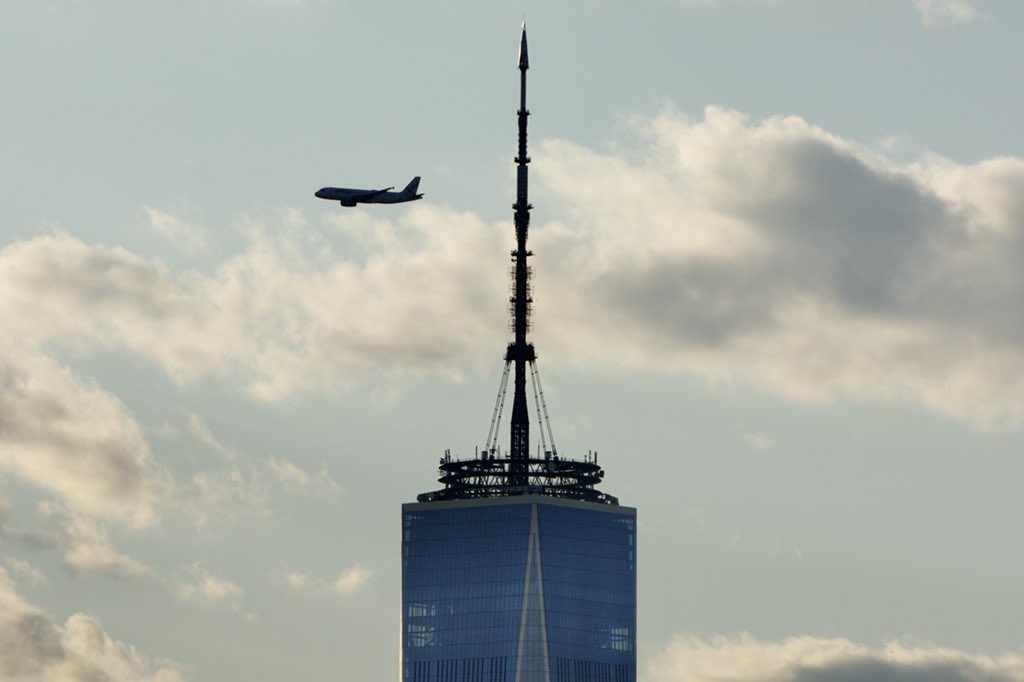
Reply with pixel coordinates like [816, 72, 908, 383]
[530, 359, 558, 456]
[485, 361, 512, 453]
[528, 360, 549, 456]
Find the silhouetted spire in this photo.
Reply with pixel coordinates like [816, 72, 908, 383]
[507, 21, 534, 486]
[518, 24, 529, 70]
[416, 26, 617, 506]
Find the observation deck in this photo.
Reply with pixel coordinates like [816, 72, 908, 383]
[417, 449, 618, 505]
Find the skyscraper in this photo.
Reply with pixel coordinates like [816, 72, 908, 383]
[401, 28, 636, 682]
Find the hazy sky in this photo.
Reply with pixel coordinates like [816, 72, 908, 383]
[2, 0, 1024, 680]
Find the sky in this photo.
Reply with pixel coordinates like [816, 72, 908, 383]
[2, 0, 1024, 680]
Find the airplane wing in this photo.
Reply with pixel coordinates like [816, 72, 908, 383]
[351, 186, 394, 202]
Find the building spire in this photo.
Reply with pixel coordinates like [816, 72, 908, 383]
[416, 27, 617, 506]
[506, 23, 535, 487]
[518, 22, 529, 70]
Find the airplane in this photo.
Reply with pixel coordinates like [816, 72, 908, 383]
[314, 176, 423, 207]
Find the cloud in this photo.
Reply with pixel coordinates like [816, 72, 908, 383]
[529, 106, 1024, 427]
[0, 498, 57, 550]
[0, 353, 169, 527]
[285, 571, 311, 591]
[4, 504, 152, 580]
[3, 557, 46, 587]
[174, 562, 244, 606]
[0, 567, 183, 681]
[913, 0, 984, 28]
[741, 432, 772, 452]
[183, 411, 236, 460]
[6, 106, 1024, 428]
[182, 454, 338, 529]
[674, 0, 984, 29]
[673, 0, 984, 29]
[333, 564, 372, 596]
[42, 508, 153, 580]
[0, 235, 228, 384]
[647, 634, 1024, 682]
[266, 457, 340, 494]
[159, 411, 337, 527]
[286, 564, 372, 598]
[184, 466, 270, 530]
[0, 207, 505, 399]
[59, 520, 153, 580]
[145, 206, 207, 253]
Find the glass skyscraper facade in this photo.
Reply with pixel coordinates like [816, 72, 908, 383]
[402, 496, 636, 682]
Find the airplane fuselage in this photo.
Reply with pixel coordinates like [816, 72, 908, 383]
[314, 187, 415, 206]
[314, 176, 423, 207]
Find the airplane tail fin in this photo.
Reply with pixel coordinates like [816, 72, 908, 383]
[402, 176, 421, 196]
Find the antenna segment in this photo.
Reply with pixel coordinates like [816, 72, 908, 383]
[506, 25, 535, 487]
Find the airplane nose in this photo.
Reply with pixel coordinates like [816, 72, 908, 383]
[314, 188, 325, 198]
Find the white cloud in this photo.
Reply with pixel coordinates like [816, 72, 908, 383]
[0, 235, 229, 385]
[183, 411, 236, 460]
[182, 455, 337, 529]
[0, 497, 57, 550]
[145, 206, 207, 253]
[0, 207, 504, 399]
[45, 509, 153, 580]
[647, 634, 1024, 682]
[285, 564, 372, 598]
[0, 355, 317, 549]
[742, 432, 772, 452]
[674, 0, 984, 29]
[913, 0, 984, 28]
[0, 566, 183, 681]
[266, 457, 340, 495]
[285, 571, 311, 591]
[174, 562, 244, 605]
[0, 353, 169, 527]
[3, 556, 46, 586]
[333, 564, 372, 596]
[184, 466, 270, 529]
[3, 503, 152, 582]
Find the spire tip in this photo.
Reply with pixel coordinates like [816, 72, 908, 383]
[518, 24, 529, 70]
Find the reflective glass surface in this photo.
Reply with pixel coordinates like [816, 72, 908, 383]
[538, 504, 636, 682]
[401, 498, 636, 682]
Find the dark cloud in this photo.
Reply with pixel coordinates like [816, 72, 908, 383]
[0, 567, 183, 681]
[796, 657, 1019, 682]
[532, 107, 1024, 426]
[0, 612, 63, 679]
[0, 354, 168, 526]
[648, 635, 1024, 682]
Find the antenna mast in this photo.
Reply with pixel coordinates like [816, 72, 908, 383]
[416, 26, 617, 505]
[506, 25, 535, 488]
